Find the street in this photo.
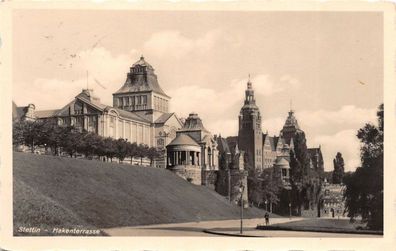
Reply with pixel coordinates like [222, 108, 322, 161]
[103, 217, 380, 237]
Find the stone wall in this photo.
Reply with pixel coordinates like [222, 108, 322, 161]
[170, 165, 202, 185]
[201, 170, 217, 190]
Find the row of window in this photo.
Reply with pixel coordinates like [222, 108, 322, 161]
[108, 116, 150, 145]
[117, 95, 148, 108]
[154, 96, 168, 112]
[132, 66, 146, 74]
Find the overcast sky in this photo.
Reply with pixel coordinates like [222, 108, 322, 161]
[12, 10, 383, 172]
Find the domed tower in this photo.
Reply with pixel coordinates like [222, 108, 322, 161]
[238, 78, 263, 170]
[112, 56, 171, 123]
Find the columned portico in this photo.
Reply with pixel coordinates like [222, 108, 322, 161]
[166, 134, 203, 185]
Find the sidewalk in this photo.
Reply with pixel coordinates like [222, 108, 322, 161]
[204, 218, 381, 238]
[103, 217, 302, 237]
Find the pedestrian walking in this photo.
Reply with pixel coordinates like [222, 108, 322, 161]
[265, 212, 270, 226]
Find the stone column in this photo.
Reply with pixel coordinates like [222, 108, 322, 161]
[122, 120, 126, 139]
[115, 118, 118, 139]
[104, 114, 108, 137]
[197, 152, 200, 166]
[212, 148, 215, 169]
[186, 151, 190, 165]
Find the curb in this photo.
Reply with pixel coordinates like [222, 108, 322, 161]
[256, 226, 383, 235]
[203, 229, 265, 237]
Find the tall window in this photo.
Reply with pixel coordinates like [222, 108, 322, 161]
[131, 96, 135, 108]
[142, 95, 147, 105]
[118, 98, 123, 107]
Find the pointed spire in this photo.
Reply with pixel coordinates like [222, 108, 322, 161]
[247, 73, 252, 89]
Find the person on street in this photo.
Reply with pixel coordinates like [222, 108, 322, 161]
[265, 212, 270, 226]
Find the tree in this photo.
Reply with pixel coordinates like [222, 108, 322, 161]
[103, 137, 117, 162]
[13, 120, 26, 146]
[14, 120, 46, 153]
[332, 152, 345, 184]
[60, 126, 81, 158]
[344, 104, 383, 230]
[289, 131, 322, 215]
[115, 138, 129, 163]
[127, 142, 138, 164]
[77, 132, 100, 158]
[247, 167, 283, 210]
[136, 144, 149, 165]
[40, 120, 64, 155]
[147, 147, 164, 167]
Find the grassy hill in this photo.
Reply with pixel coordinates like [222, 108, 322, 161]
[14, 152, 265, 235]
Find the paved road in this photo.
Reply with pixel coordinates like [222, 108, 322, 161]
[103, 217, 380, 237]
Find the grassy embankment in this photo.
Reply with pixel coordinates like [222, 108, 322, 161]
[14, 152, 266, 235]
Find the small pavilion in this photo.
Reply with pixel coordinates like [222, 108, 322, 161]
[167, 134, 201, 167]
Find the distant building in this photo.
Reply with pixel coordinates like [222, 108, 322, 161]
[235, 79, 324, 175]
[320, 181, 346, 218]
[12, 102, 36, 122]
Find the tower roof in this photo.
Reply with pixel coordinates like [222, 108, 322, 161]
[181, 112, 209, 132]
[168, 134, 200, 147]
[114, 56, 170, 98]
[275, 157, 290, 168]
[132, 55, 154, 69]
[283, 110, 300, 130]
[241, 76, 259, 110]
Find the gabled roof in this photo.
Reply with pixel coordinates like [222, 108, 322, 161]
[35, 109, 60, 118]
[168, 134, 199, 147]
[155, 113, 174, 124]
[226, 136, 238, 153]
[268, 136, 276, 151]
[12, 102, 26, 121]
[273, 136, 279, 148]
[111, 107, 150, 123]
[263, 134, 276, 151]
[217, 136, 231, 154]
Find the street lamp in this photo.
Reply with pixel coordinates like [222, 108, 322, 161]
[265, 199, 268, 212]
[289, 202, 292, 219]
[239, 183, 245, 234]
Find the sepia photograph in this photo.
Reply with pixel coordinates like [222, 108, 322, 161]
[1, 2, 394, 250]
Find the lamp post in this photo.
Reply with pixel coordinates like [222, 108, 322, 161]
[228, 168, 231, 202]
[289, 202, 292, 219]
[265, 199, 268, 212]
[239, 183, 245, 234]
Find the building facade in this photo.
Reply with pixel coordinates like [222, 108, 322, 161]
[13, 56, 183, 167]
[236, 79, 324, 174]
